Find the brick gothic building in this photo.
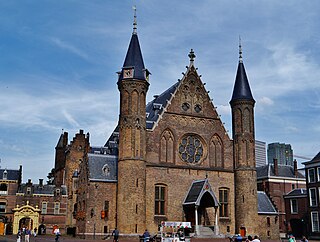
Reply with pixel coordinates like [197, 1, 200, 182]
[257, 159, 306, 237]
[0, 166, 67, 235]
[53, 19, 279, 240]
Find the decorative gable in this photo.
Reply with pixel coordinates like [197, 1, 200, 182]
[166, 65, 219, 120]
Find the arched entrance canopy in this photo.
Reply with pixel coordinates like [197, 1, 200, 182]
[183, 178, 219, 236]
[12, 201, 41, 234]
[183, 178, 219, 207]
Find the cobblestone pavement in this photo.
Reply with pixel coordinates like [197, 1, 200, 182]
[0, 235, 318, 242]
[0, 236, 292, 242]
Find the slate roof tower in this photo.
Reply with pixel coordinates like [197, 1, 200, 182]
[230, 40, 259, 235]
[117, 8, 150, 233]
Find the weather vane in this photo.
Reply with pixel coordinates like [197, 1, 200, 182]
[133, 5, 137, 34]
[239, 35, 243, 63]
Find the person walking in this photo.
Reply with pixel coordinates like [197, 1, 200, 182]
[112, 227, 119, 242]
[54, 227, 61, 242]
[142, 229, 150, 242]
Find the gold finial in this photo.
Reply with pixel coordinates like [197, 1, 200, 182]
[133, 5, 137, 34]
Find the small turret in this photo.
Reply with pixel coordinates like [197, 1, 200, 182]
[230, 38, 258, 235]
[117, 7, 149, 234]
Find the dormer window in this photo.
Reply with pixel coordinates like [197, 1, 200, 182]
[153, 103, 162, 110]
[55, 189, 61, 197]
[144, 69, 150, 81]
[26, 187, 31, 195]
[3, 170, 7, 180]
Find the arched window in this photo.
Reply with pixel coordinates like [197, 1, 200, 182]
[160, 130, 174, 163]
[210, 135, 224, 167]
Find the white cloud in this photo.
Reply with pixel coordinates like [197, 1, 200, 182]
[217, 105, 231, 116]
[258, 97, 274, 106]
[50, 37, 89, 60]
[62, 109, 80, 127]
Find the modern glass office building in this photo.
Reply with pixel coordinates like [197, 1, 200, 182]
[256, 140, 267, 167]
[267, 142, 294, 166]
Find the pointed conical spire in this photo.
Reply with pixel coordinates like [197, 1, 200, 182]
[56, 133, 65, 148]
[230, 40, 254, 103]
[56, 130, 68, 148]
[118, 6, 149, 82]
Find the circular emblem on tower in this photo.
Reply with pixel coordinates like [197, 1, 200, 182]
[178, 134, 205, 164]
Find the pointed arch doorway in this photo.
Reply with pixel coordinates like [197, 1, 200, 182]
[183, 179, 219, 236]
[12, 201, 41, 234]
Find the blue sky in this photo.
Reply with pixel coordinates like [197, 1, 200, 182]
[0, 1, 319, 182]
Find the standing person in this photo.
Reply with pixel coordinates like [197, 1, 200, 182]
[235, 234, 242, 242]
[33, 227, 37, 237]
[112, 227, 119, 242]
[142, 229, 150, 242]
[301, 236, 308, 242]
[16, 230, 21, 242]
[246, 235, 253, 242]
[252, 235, 260, 242]
[289, 234, 296, 242]
[25, 228, 31, 242]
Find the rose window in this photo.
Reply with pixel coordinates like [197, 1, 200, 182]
[179, 135, 204, 163]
